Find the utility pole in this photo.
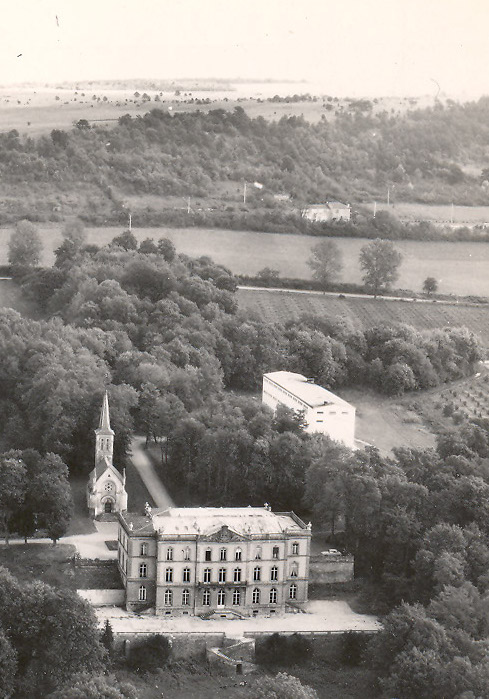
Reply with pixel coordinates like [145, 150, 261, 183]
[243, 181, 247, 205]
[128, 213, 132, 231]
[373, 201, 377, 218]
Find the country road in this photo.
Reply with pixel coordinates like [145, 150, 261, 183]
[129, 436, 174, 509]
[237, 285, 480, 306]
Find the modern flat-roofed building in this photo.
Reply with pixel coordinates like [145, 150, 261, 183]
[118, 505, 311, 617]
[262, 371, 355, 448]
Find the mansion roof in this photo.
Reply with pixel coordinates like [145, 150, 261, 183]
[120, 507, 309, 539]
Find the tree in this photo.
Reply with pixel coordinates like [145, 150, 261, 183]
[110, 230, 138, 251]
[359, 238, 402, 297]
[157, 237, 176, 262]
[8, 221, 43, 274]
[307, 240, 343, 290]
[100, 620, 114, 658]
[0, 629, 16, 699]
[0, 456, 27, 544]
[253, 672, 317, 699]
[127, 635, 171, 671]
[257, 267, 280, 285]
[423, 277, 438, 295]
[47, 673, 137, 699]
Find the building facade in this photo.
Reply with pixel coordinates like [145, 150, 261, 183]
[87, 392, 128, 518]
[262, 371, 355, 448]
[118, 506, 311, 617]
[302, 201, 351, 222]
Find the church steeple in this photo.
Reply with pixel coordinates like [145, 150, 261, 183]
[95, 391, 114, 465]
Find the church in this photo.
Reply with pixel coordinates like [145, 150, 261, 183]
[87, 392, 128, 518]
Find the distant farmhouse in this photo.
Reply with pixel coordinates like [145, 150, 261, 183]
[118, 505, 311, 617]
[302, 201, 351, 222]
[87, 392, 128, 518]
[263, 371, 356, 449]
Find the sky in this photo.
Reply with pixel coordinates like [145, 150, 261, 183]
[1, 0, 489, 98]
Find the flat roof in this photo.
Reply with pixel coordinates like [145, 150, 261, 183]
[264, 371, 353, 409]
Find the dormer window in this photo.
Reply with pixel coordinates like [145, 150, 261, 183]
[235, 548, 242, 561]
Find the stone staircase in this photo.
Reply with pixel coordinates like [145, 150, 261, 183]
[206, 634, 256, 675]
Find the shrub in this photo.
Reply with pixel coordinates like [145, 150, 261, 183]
[256, 633, 312, 665]
[341, 631, 369, 666]
[127, 635, 171, 671]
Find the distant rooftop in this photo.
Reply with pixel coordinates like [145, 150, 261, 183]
[304, 201, 350, 210]
[264, 371, 353, 409]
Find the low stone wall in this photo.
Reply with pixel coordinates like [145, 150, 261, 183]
[77, 589, 125, 606]
[309, 554, 354, 583]
[114, 632, 226, 660]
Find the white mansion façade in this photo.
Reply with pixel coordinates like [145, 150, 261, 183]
[117, 505, 311, 617]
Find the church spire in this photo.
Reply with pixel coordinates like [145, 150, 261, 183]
[97, 391, 114, 435]
[95, 391, 114, 465]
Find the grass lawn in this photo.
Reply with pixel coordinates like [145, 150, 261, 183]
[0, 543, 77, 589]
[341, 387, 436, 455]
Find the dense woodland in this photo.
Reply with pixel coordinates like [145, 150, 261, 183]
[2, 99, 489, 228]
[0, 225, 486, 696]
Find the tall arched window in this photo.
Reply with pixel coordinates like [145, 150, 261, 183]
[289, 584, 297, 600]
[292, 542, 299, 555]
[233, 589, 241, 605]
[138, 585, 146, 601]
[235, 547, 242, 561]
[220, 547, 227, 561]
[183, 567, 191, 583]
[164, 589, 173, 606]
[139, 563, 147, 578]
[217, 589, 226, 606]
[219, 568, 226, 583]
[203, 568, 211, 583]
[165, 568, 173, 583]
[290, 562, 298, 578]
[140, 542, 148, 556]
[202, 589, 211, 606]
[252, 588, 260, 604]
[253, 566, 261, 581]
[182, 589, 190, 606]
[270, 566, 278, 581]
[233, 567, 241, 583]
[166, 547, 173, 561]
[269, 587, 277, 604]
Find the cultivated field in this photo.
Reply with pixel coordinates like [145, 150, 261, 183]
[236, 289, 489, 347]
[363, 201, 489, 225]
[0, 225, 488, 297]
[0, 83, 433, 136]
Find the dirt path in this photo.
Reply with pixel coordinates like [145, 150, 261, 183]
[129, 436, 174, 509]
